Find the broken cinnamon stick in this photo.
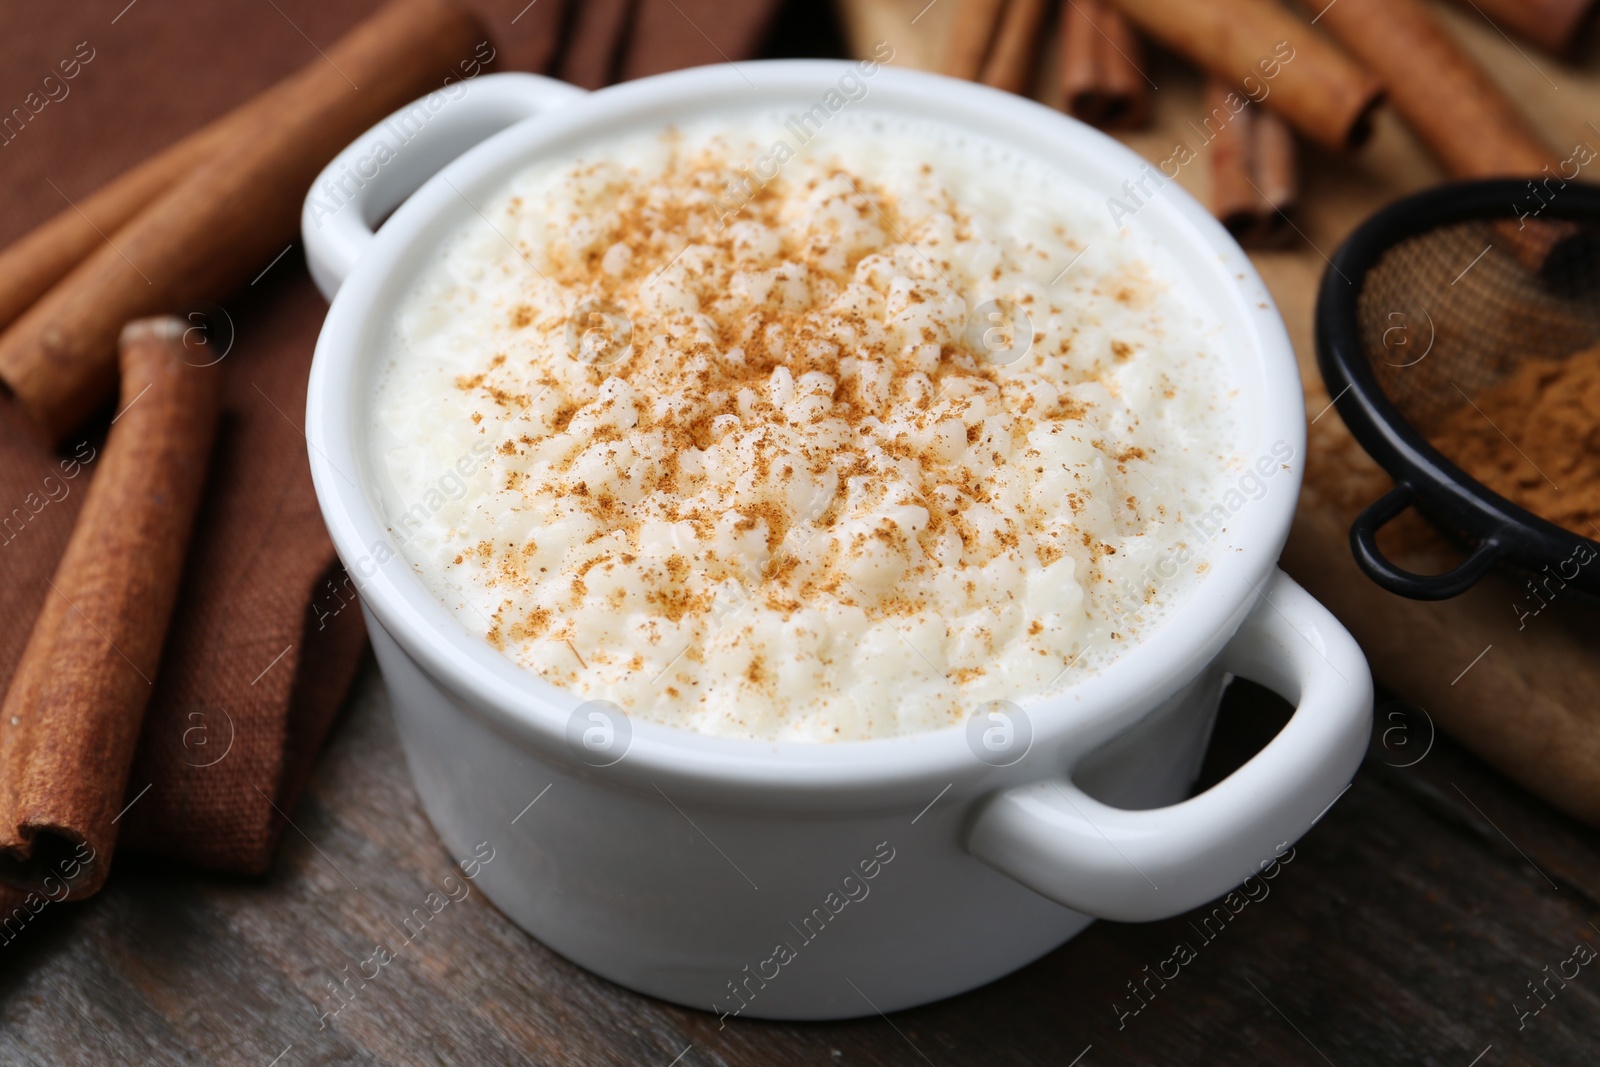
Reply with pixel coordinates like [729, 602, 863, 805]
[0, 318, 221, 899]
[1058, 0, 1149, 129]
[1447, 0, 1596, 56]
[943, 0, 1009, 80]
[1105, 0, 1383, 153]
[0, 0, 484, 442]
[1206, 79, 1298, 247]
[980, 0, 1051, 94]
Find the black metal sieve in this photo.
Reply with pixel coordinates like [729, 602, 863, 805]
[1315, 178, 1600, 601]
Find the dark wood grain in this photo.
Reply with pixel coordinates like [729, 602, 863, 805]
[2, 669, 1596, 1066]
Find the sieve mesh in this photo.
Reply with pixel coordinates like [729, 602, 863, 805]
[1317, 182, 1600, 600]
[1354, 219, 1600, 439]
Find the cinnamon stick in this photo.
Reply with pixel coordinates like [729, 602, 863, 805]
[1253, 106, 1298, 221]
[980, 0, 1051, 94]
[1305, 0, 1556, 180]
[1105, 0, 1383, 153]
[0, 318, 221, 899]
[1058, 0, 1149, 129]
[1447, 0, 1596, 56]
[0, 5, 409, 341]
[1060, 0, 1101, 116]
[0, 121, 239, 339]
[1208, 81, 1260, 237]
[943, 0, 1009, 79]
[1206, 79, 1298, 247]
[556, 0, 636, 90]
[1304, 0, 1572, 278]
[0, 0, 484, 442]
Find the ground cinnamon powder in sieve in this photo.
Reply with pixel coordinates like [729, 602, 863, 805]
[1430, 341, 1600, 538]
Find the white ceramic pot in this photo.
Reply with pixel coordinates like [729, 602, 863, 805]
[302, 62, 1372, 1021]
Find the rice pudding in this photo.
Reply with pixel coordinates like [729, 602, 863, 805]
[370, 110, 1242, 741]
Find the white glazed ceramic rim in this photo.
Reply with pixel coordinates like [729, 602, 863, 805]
[305, 61, 1304, 800]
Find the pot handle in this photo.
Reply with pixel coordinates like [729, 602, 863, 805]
[1350, 483, 1502, 600]
[966, 569, 1371, 922]
[300, 72, 586, 301]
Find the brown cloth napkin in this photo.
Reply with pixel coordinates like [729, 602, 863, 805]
[0, 0, 781, 905]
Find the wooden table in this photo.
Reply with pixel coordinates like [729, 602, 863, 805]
[3, 665, 1597, 1065]
[5, 2, 1600, 1064]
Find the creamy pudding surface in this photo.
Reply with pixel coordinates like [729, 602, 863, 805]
[370, 109, 1243, 741]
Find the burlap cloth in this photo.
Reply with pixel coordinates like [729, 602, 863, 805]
[0, 0, 780, 896]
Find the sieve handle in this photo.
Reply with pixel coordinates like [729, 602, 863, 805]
[1351, 483, 1503, 600]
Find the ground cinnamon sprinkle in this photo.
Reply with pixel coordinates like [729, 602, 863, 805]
[373, 116, 1241, 740]
[1431, 342, 1600, 538]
